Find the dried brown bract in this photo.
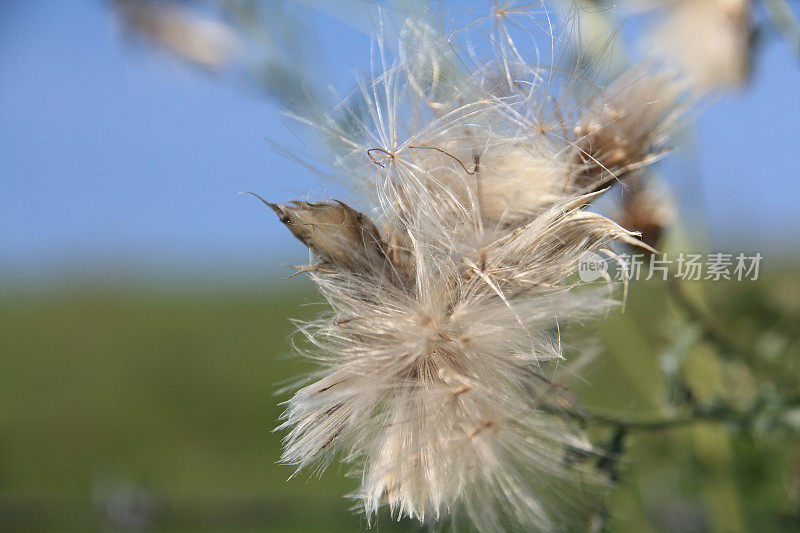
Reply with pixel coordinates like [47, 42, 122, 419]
[253, 195, 405, 283]
[572, 70, 682, 190]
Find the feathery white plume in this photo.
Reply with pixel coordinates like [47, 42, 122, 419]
[265, 3, 679, 530]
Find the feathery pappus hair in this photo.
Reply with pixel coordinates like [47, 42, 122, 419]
[259, 2, 680, 531]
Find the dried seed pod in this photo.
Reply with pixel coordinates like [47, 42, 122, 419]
[252, 195, 400, 279]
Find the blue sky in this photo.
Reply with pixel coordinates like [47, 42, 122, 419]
[2, 1, 799, 283]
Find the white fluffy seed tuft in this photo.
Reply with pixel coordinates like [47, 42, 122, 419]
[268, 3, 680, 531]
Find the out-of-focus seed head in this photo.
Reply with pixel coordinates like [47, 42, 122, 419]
[113, 0, 240, 70]
[642, 0, 751, 90]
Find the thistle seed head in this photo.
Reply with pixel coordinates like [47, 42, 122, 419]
[262, 3, 678, 531]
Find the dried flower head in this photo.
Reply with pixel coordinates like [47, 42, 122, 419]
[573, 69, 682, 189]
[262, 3, 676, 531]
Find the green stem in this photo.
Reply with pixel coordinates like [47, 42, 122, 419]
[665, 275, 746, 360]
[585, 395, 800, 432]
[664, 274, 786, 378]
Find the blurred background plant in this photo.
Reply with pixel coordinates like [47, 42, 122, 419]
[1, 0, 799, 531]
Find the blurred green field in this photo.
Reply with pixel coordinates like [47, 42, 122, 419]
[0, 283, 415, 532]
[1, 270, 798, 531]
